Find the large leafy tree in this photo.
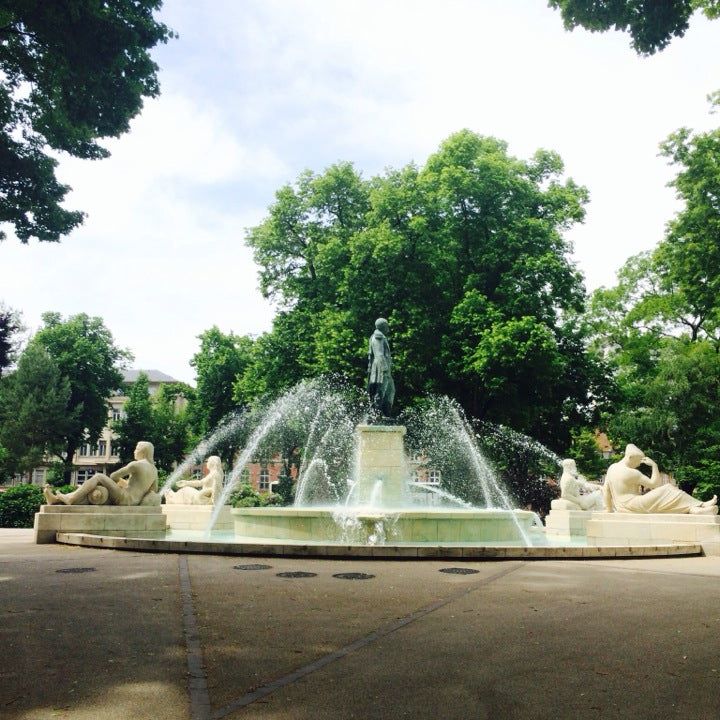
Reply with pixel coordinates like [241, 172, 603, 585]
[189, 327, 254, 462]
[588, 100, 720, 498]
[0, 343, 74, 479]
[0, 0, 173, 242]
[548, 0, 720, 55]
[0, 302, 23, 374]
[113, 374, 190, 472]
[31, 312, 130, 477]
[245, 131, 606, 450]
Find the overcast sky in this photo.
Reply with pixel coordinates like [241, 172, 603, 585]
[2, 1, 719, 384]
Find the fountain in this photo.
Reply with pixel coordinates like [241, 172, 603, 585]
[34, 319, 713, 559]
[207, 317, 538, 547]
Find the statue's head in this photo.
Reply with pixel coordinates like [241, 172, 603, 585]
[206, 456, 222, 472]
[375, 317, 389, 335]
[561, 458, 577, 475]
[135, 441, 155, 462]
[623, 443, 644, 468]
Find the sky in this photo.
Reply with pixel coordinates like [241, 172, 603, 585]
[2, 1, 719, 384]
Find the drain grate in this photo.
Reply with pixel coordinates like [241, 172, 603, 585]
[439, 567, 480, 575]
[276, 571, 317, 578]
[333, 572, 375, 580]
[233, 564, 273, 571]
[56, 567, 96, 574]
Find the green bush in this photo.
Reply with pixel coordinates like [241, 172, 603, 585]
[46, 461, 68, 487]
[0, 484, 44, 528]
[229, 483, 275, 508]
[54, 484, 76, 495]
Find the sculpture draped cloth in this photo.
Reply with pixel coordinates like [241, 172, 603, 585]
[607, 481, 701, 514]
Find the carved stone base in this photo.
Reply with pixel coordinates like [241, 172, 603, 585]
[587, 512, 720, 550]
[545, 509, 593, 539]
[353, 424, 408, 507]
[34, 504, 167, 544]
[162, 504, 233, 532]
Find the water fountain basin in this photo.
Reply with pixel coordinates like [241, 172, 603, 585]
[232, 506, 537, 544]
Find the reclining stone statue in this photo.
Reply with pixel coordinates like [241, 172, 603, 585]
[164, 455, 223, 505]
[603, 444, 717, 515]
[551, 458, 604, 511]
[43, 441, 161, 507]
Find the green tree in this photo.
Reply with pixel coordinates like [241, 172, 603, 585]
[0, 343, 73, 479]
[0, 0, 174, 242]
[150, 383, 191, 472]
[0, 302, 24, 375]
[586, 97, 720, 498]
[189, 327, 254, 462]
[113, 372, 154, 466]
[548, 0, 720, 55]
[246, 131, 604, 450]
[113, 374, 190, 472]
[31, 312, 129, 478]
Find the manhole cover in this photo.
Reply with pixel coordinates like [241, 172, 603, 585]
[276, 571, 317, 578]
[439, 567, 480, 575]
[56, 567, 96, 574]
[233, 564, 273, 571]
[333, 572, 375, 580]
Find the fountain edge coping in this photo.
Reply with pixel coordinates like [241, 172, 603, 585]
[54, 532, 704, 560]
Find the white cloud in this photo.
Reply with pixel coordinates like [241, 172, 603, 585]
[2, 0, 719, 382]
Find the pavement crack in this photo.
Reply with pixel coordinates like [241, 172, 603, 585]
[179, 554, 212, 720]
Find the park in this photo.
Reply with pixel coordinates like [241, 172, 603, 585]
[2, 2, 720, 719]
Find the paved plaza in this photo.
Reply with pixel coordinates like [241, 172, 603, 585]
[1, 528, 719, 720]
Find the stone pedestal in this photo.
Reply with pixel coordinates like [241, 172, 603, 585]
[587, 512, 720, 551]
[162, 504, 233, 532]
[34, 505, 167, 544]
[545, 509, 593, 539]
[353, 424, 408, 507]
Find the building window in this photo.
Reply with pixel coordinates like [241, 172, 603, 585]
[259, 467, 270, 492]
[111, 408, 123, 421]
[109, 443, 119, 457]
[98, 440, 107, 456]
[427, 469, 441, 485]
[89, 444, 99, 457]
[76, 469, 96, 484]
[78, 444, 91, 457]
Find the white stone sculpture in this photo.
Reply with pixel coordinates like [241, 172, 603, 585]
[43, 441, 161, 506]
[603, 444, 718, 515]
[551, 458, 604, 511]
[164, 455, 224, 505]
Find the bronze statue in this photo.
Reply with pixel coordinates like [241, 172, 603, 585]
[367, 318, 395, 417]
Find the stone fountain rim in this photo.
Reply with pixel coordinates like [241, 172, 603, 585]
[54, 532, 704, 560]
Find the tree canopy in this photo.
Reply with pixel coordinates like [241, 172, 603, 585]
[245, 130, 606, 450]
[588, 99, 720, 498]
[0, 343, 73, 478]
[548, 0, 720, 55]
[0, 302, 23, 374]
[0, 0, 173, 242]
[30, 312, 130, 475]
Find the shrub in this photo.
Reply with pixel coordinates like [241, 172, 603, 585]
[46, 461, 68, 487]
[229, 483, 272, 508]
[0, 484, 44, 528]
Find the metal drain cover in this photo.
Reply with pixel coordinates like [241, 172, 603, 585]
[333, 572, 375, 580]
[439, 567, 480, 575]
[56, 567, 96, 574]
[233, 564, 273, 571]
[276, 571, 317, 578]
